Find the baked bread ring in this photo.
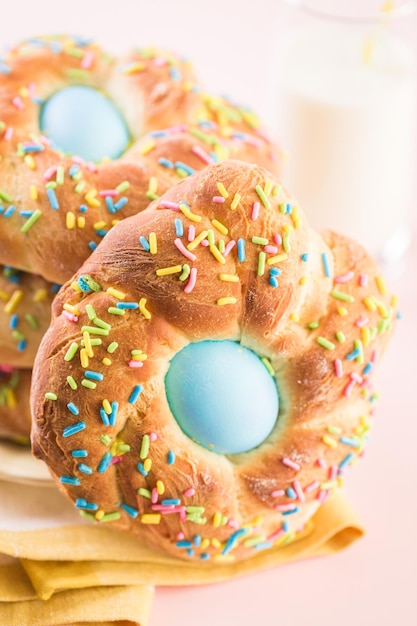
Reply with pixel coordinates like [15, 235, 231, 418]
[0, 35, 280, 284]
[31, 160, 396, 562]
[0, 366, 31, 441]
[0, 265, 57, 367]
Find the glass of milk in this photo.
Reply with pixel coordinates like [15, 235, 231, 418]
[274, 0, 417, 266]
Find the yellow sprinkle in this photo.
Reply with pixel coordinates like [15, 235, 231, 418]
[63, 303, 80, 316]
[85, 189, 101, 207]
[230, 192, 241, 211]
[139, 298, 151, 319]
[30, 185, 38, 200]
[106, 287, 126, 300]
[102, 357, 112, 366]
[143, 458, 152, 472]
[290, 312, 300, 322]
[66, 211, 76, 229]
[140, 139, 156, 155]
[200, 538, 210, 550]
[361, 326, 371, 347]
[0, 289, 9, 301]
[213, 512, 222, 528]
[267, 253, 288, 265]
[390, 294, 398, 307]
[6, 389, 17, 409]
[217, 297, 237, 306]
[187, 229, 208, 251]
[95, 510, 105, 521]
[264, 179, 273, 196]
[77, 216, 86, 229]
[322, 434, 338, 448]
[80, 348, 89, 368]
[4, 290, 23, 314]
[156, 265, 183, 276]
[362, 37, 373, 65]
[179, 202, 201, 223]
[102, 399, 112, 414]
[124, 61, 146, 74]
[211, 219, 228, 235]
[375, 275, 388, 296]
[211, 538, 222, 549]
[299, 276, 308, 286]
[148, 176, 158, 194]
[131, 353, 148, 361]
[24, 154, 36, 169]
[219, 273, 239, 283]
[141, 513, 161, 525]
[156, 480, 165, 495]
[337, 306, 348, 317]
[149, 232, 157, 254]
[94, 221, 107, 230]
[71, 281, 82, 293]
[363, 296, 377, 311]
[33, 288, 48, 302]
[216, 182, 229, 198]
[209, 245, 226, 264]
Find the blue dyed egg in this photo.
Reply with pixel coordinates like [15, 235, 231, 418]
[165, 340, 279, 454]
[40, 85, 130, 162]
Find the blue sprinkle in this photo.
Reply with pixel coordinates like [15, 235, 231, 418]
[0, 62, 11, 75]
[67, 402, 79, 415]
[222, 528, 247, 556]
[78, 463, 93, 474]
[17, 339, 26, 351]
[269, 276, 278, 288]
[237, 238, 246, 262]
[114, 197, 128, 211]
[109, 401, 118, 426]
[254, 541, 273, 551]
[363, 362, 373, 376]
[95, 229, 108, 237]
[167, 450, 176, 465]
[63, 421, 86, 437]
[161, 498, 181, 506]
[187, 548, 194, 557]
[22, 145, 44, 153]
[321, 252, 331, 278]
[105, 196, 115, 213]
[158, 157, 174, 169]
[345, 349, 360, 361]
[88, 241, 97, 252]
[72, 449, 88, 458]
[269, 267, 281, 276]
[84, 370, 104, 381]
[282, 520, 290, 533]
[119, 503, 139, 518]
[282, 507, 300, 516]
[174, 218, 184, 237]
[117, 302, 139, 309]
[77, 276, 91, 292]
[176, 540, 192, 548]
[60, 475, 80, 485]
[150, 130, 168, 138]
[286, 487, 297, 500]
[200, 553, 210, 560]
[100, 407, 110, 426]
[169, 66, 182, 81]
[20, 210, 34, 217]
[139, 236, 150, 251]
[10, 315, 18, 329]
[339, 436, 361, 447]
[97, 452, 113, 473]
[137, 462, 148, 476]
[339, 452, 355, 470]
[4, 206, 16, 218]
[75, 498, 98, 511]
[175, 161, 195, 176]
[0, 206, 4, 215]
[209, 150, 219, 162]
[47, 188, 59, 210]
[69, 164, 80, 177]
[286, 203, 292, 214]
[128, 384, 143, 404]
[193, 535, 202, 547]
[79, 204, 88, 213]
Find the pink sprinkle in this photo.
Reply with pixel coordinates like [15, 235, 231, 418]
[264, 245, 278, 254]
[159, 200, 180, 211]
[44, 166, 57, 181]
[149, 432, 158, 442]
[191, 144, 214, 165]
[12, 96, 24, 110]
[213, 196, 226, 203]
[270, 150, 279, 162]
[81, 50, 94, 69]
[201, 239, 209, 247]
[328, 465, 338, 480]
[187, 224, 195, 242]
[223, 240, 236, 257]
[72, 155, 86, 165]
[153, 56, 167, 67]
[305, 480, 320, 493]
[164, 124, 187, 134]
[151, 488, 159, 504]
[177, 531, 185, 540]
[238, 133, 263, 148]
[292, 480, 305, 503]
[160, 506, 187, 516]
[334, 270, 354, 284]
[359, 273, 368, 287]
[128, 360, 143, 368]
[268, 528, 285, 542]
[0, 364, 14, 374]
[99, 189, 118, 197]
[184, 267, 197, 293]
[184, 488, 195, 497]
[4, 126, 13, 140]
[87, 162, 97, 172]
[227, 519, 239, 530]
[371, 349, 379, 364]
[273, 233, 282, 246]
[351, 371, 363, 384]
[62, 310, 78, 323]
[344, 379, 356, 398]
[355, 316, 369, 328]
[271, 489, 285, 498]
[175, 238, 196, 262]
[282, 457, 301, 472]
[317, 490, 329, 504]
[275, 503, 297, 512]
[39, 134, 52, 146]
[28, 82, 36, 97]
[334, 358, 343, 378]
[110, 455, 124, 465]
[251, 201, 260, 220]
[317, 457, 327, 469]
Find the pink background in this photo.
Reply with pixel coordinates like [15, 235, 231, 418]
[2, 1, 417, 624]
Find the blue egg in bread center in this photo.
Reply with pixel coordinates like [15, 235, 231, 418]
[165, 340, 279, 454]
[39, 85, 130, 162]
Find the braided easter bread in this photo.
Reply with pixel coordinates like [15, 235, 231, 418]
[31, 160, 396, 562]
[0, 36, 280, 284]
[0, 266, 58, 367]
[0, 366, 31, 441]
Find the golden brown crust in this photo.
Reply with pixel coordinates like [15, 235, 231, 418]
[31, 160, 396, 562]
[0, 36, 281, 284]
[0, 266, 56, 367]
[0, 366, 32, 441]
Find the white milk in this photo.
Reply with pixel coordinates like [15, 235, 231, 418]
[275, 23, 417, 263]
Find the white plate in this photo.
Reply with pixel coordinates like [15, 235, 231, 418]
[0, 440, 54, 486]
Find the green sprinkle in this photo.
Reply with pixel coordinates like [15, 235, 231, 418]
[252, 236, 269, 246]
[56, 165, 65, 185]
[12, 330, 25, 340]
[67, 376, 78, 390]
[272, 184, 281, 196]
[146, 191, 159, 201]
[100, 434, 112, 446]
[99, 512, 121, 523]
[81, 379, 97, 389]
[243, 536, 266, 548]
[85, 304, 96, 320]
[116, 181, 130, 193]
[81, 325, 109, 336]
[327, 425, 342, 434]
[317, 337, 335, 350]
[257, 251, 266, 276]
[66, 68, 89, 79]
[140, 434, 150, 459]
[189, 127, 217, 145]
[354, 339, 364, 364]
[207, 229, 215, 245]
[108, 307, 125, 315]
[45, 392, 57, 400]
[331, 290, 355, 303]
[93, 317, 111, 330]
[81, 337, 102, 347]
[218, 239, 225, 253]
[378, 318, 390, 334]
[67, 47, 84, 58]
[79, 511, 96, 521]
[131, 349, 143, 355]
[107, 341, 119, 353]
[45, 181, 57, 189]
[307, 321, 320, 329]
[283, 231, 291, 253]
[118, 443, 131, 452]
[21, 209, 42, 233]
[83, 275, 101, 292]
[336, 331, 346, 343]
[25, 313, 39, 329]
[138, 487, 152, 499]
[255, 185, 271, 209]
[179, 264, 190, 281]
[185, 506, 205, 514]
[64, 342, 79, 361]
[261, 356, 275, 376]
[279, 203, 287, 213]
[74, 181, 86, 194]
[0, 189, 13, 203]
[186, 514, 206, 524]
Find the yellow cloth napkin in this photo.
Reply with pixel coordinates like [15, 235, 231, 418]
[0, 479, 364, 626]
